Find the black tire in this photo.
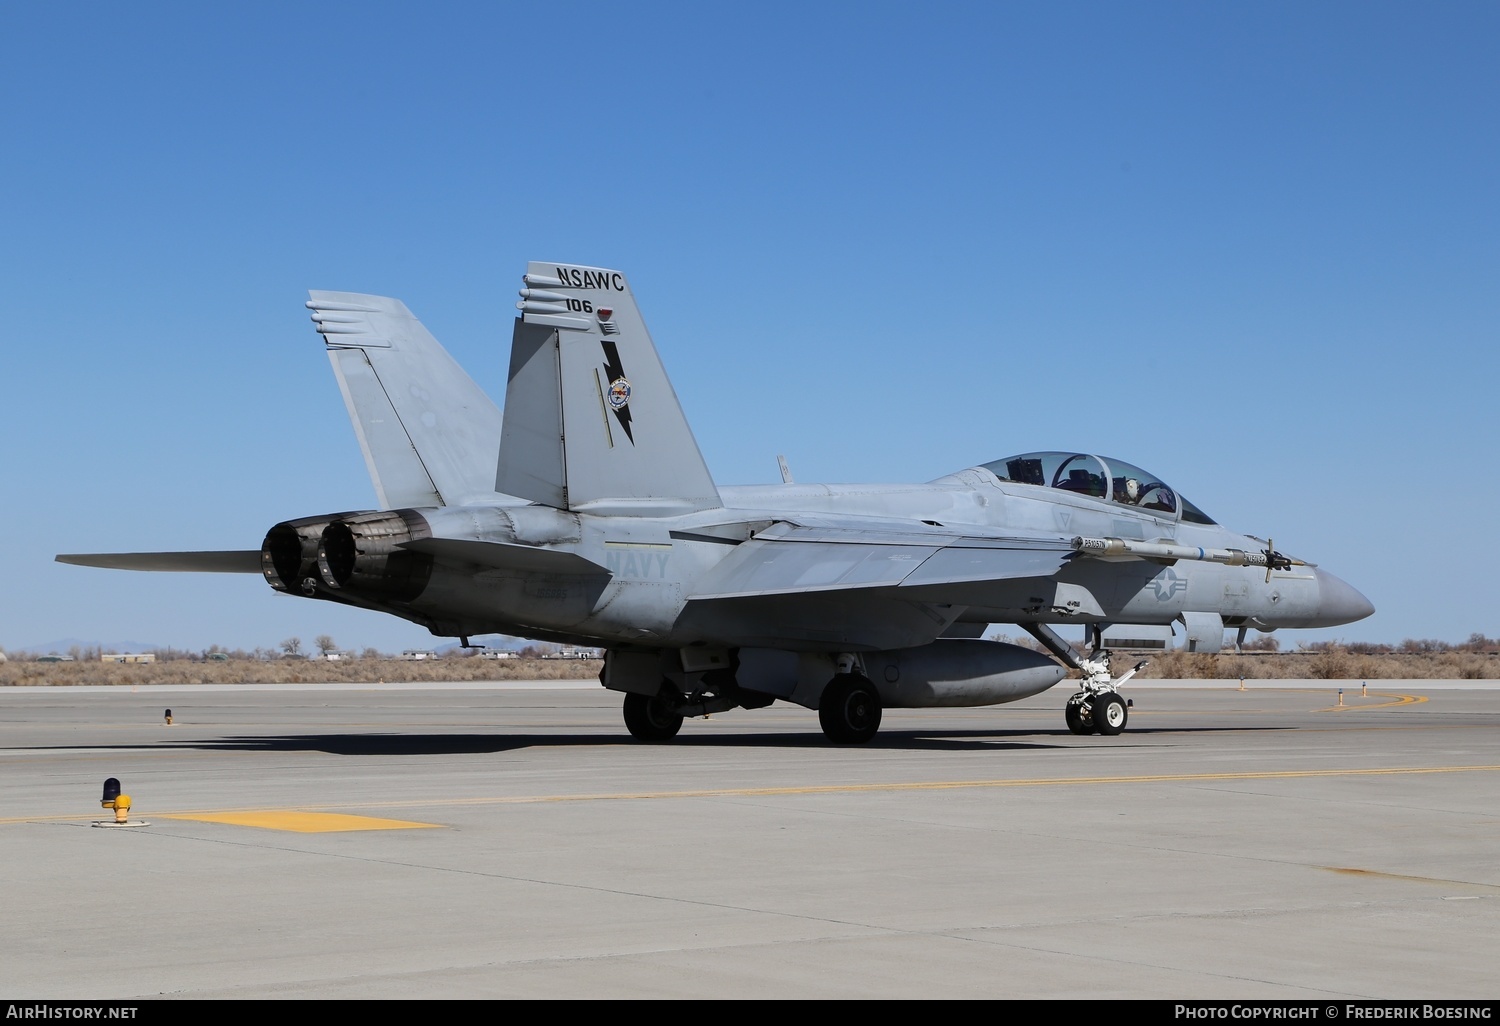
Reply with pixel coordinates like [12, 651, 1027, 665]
[623, 691, 683, 742]
[818, 674, 882, 744]
[1093, 692, 1128, 736]
[1065, 697, 1093, 735]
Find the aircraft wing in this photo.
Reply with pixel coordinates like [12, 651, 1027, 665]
[56, 551, 264, 573]
[686, 521, 1070, 600]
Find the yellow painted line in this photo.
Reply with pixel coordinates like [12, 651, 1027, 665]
[1318, 692, 1429, 712]
[156, 811, 441, 833]
[103, 765, 1500, 810]
[1323, 866, 1500, 892]
[9, 764, 1500, 825]
[436, 763, 1500, 803]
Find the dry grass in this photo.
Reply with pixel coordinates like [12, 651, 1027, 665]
[0, 657, 601, 687]
[2, 648, 1496, 686]
[1129, 649, 1500, 680]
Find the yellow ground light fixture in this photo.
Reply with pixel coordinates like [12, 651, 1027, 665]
[94, 777, 148, 828]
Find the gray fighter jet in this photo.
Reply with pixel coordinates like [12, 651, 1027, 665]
[59, 262, 1374, 743]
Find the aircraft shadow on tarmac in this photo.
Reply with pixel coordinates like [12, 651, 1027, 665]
[23, 725, 1290, 757]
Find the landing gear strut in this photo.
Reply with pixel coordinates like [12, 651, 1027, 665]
[1023, 624, 1145, 737]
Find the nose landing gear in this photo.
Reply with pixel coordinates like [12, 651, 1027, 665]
[1023, 623, 1145, 737]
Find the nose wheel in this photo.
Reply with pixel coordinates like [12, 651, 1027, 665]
[1065, 690, 1128, 735]
[1065, 696, 1091, 735]
[1092, 691, 1128, 735]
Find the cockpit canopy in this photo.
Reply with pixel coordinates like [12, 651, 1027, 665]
[980, 451, 1216, 524]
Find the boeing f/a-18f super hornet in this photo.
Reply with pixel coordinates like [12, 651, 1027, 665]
[59, 262, 1374, 743]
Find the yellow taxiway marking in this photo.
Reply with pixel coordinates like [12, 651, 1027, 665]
[1323, 866, 1500, 892]
[9, 764, 1500, 825]
[156, 811, 441, 833]
[427, 763, 1500, 804]
[1318, 692, 1429, 711]
[115, 765, 1500, 811]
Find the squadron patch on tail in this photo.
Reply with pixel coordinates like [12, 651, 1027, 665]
[601, 339, 634, 443]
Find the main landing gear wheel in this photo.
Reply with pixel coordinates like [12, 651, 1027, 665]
[1065, 696, 1093, 735]
[818, 674, 882, 744]
[623, 691, 683, 742]
[1092, 691, 1128, 736]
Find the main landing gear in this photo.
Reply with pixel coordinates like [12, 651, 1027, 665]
[619, 671, 776, 743]
[1023, 623, 1145, 738]
[621, 671, 884, 744]
[818, 673, 882, 744]
[622, 690, 684, 742]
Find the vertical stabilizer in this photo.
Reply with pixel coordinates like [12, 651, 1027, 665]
[308, 292, 506, 509]
[496, 263, 722, 515]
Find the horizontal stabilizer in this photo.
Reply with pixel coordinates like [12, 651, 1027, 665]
[401, 538, 609, 576]
[687, 523, 1069, 601]
[56, 551, 263, 573]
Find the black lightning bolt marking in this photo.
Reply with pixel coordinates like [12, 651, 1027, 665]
[600, 339, 634, 444]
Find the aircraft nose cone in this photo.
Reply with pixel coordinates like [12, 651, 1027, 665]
[1315, 568, 1375, 626]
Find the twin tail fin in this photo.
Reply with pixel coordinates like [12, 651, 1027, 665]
[496, 262, 721, 516]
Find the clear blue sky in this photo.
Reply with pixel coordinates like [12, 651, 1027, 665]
[2, 2, 1495, 653]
